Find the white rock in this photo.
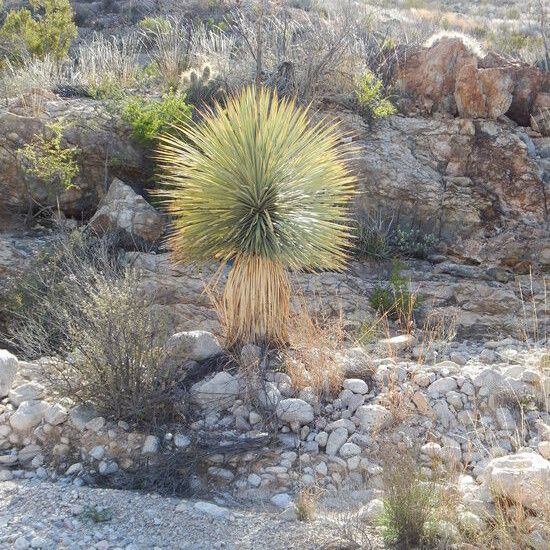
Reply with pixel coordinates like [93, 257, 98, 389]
[9, 400, 47, 431]
[14, 537, 30, 550]
[377, 334, 416, 355]
[276, 399, 314, 425]
[9, 382, 45, 407]
[193, 501, 230, 518]
[257, 382, 281, 410]
[142, 435, 160, 454]
[247, 473, 261, 487]
[191, 372, 240, 411]
[271, 493, 292, 508]
[326, 427, 348, 456]
[481, 451, 550, 510]
[90, 445, 106, 460]
[98, 460, 118, 475]
[538, 441, 550, 460]
[0, 349, 18, 397]
[174, 434, 191, 449]
[165, 331, 222, 363]
[458, 511, 484, 533]
[343, 379, 369, 395]
[428, 377, 457, 395]
[339, 442, 361, 458]
[44, 403, 68, 425]
[65, 462, 83, 476]
[421, 442, 442, 459]
[356, 404, 393, 432]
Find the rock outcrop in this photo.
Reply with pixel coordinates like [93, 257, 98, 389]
[0, 98, 147, 218]
[344, 113, 549, 270]
[394, 37, 550, 134]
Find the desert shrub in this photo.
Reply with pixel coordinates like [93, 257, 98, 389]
[353, 210, 395, 261]
[355, 70, 396, 122]
[370, 261, 421, 332]
[0, 0, 77, 64]
[392, 226, 437, 259]
[18, 121, 80, 209]
[122, 91, 193, 146]
[354, 210, 437, 260]
[380, 452, 440, 547]
[143, 18, 190, 90]
[2, 231, 179, 424]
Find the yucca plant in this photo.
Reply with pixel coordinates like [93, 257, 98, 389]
[157, 87, 355, 347]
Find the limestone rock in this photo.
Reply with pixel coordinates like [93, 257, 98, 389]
[191, 372, 239, 411]
[343, 378, 369, 395]
[88, 178, 163, 248]
[276, 399, 314, 425]
[0, 99, 146, 217]
[9, 382, 45, 407]
[10, 400, 48, 431]
[481, 451, 550, 511]
[356, 404, 393, 432]
[0, 349, 18, 397]
[164, 331, 222, 364]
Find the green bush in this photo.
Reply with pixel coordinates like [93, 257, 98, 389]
[355, 70, 396, 123]
[18, 121, 80, 202]
[369, 261, 421, 328]
[138, 15, 172, 35]
[122, 91, 193, 146]
[0, 0, 76, 64]
[379, 451, 440, 547]
[392, 227, 437, 259]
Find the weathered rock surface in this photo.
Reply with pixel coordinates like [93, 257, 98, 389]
[0, 98, 147, 218]
[348, 113, 548, 270]
[276, 398, 314, 425]
[395, 37, 550, 134]
[481, 451, 550, 511]
[164, 330, 222, 364]
[190, 372, 240, 411]
[88, 179, 164, 248]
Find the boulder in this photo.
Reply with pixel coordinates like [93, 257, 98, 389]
[164, 331, 222, 365]
[0, 349, 18, 397]
[191, 371, 239, 411]
[88, 178, 163, 248]
[276, 398, 314, 425]
[455, 64, 513, 119]
[481, 451, 550, 511]
[356, 404, 393, 432]
[9, 381, 45, 407]
[9, 400, 48, 431]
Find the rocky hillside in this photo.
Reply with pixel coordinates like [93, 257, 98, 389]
[0, 1, 550, 549]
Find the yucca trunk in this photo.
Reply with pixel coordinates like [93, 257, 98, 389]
[223, 254, 290, 347]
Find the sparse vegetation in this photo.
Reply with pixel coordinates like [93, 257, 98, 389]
[355, 70, 396, 122]
[122, 91, 193, 146]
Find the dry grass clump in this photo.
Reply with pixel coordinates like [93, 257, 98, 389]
[285, 298, 346, 399]
[295, 486, 319, 522]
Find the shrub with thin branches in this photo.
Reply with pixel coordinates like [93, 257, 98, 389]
[2, 231, 180, 425]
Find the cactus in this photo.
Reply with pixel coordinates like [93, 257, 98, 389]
[179, 64, 222, 106]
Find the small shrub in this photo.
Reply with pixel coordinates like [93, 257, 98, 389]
[82, 505, 113, 523]
[18, 121, 80, 204]
[392, 226, 437, 259]
[355, 70, 396, 123]
[295, 487, 318, 521]
[3, 231, 180, 425]
[122, 91, 193, 146]
[379, 452, 440, 547]
[370, 261, 421, 332]
[0, 0, 77, 64]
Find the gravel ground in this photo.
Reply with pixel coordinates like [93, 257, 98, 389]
[0, 479, 382, 549]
